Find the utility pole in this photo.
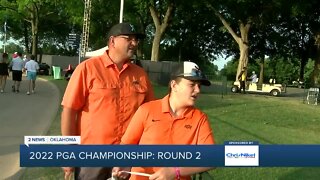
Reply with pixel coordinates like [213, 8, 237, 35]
[79, 0, 125, 59]
[120, 0, 124, 23]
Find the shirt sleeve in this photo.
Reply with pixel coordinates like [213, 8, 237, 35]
[121, 105, 148, 144]
[61, 63, 88, 110]
[197, 114, 215, 144]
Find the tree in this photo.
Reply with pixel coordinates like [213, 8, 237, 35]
[132, 0, 175, 61]
[291, 0, 320, 87]
[0, 0, 77, 57]
[271, 0, 320, 86]
[164, 1, 225, 63]
[88, 0, 120, 50]
[206, 0, 282, 81]
[149, 1, 174, 61]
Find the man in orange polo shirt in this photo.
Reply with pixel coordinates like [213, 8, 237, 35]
[113, 61, 214, 180]
[61, 22, 154, 180]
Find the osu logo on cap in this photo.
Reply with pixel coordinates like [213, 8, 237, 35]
[129, 24, 135, 32]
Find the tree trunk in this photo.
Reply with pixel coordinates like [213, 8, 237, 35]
[31, 4, 39, 58]
[32, 34, 38, 60]
[151, 32, 161, 61]
[208, 5, 251, 81]
[149, 3, 174, 61]
[236, 41, 249, 80]
[312, 52, 320, 87]
[258, 56, 265, 85]
[23, 22, 30, 53]
[235, 22, 250, 80]
[300, 51, 308, 81]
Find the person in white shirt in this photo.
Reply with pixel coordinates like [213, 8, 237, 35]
[250, 71, 258, 84]
[24, 55, 39, 95]
[9, 52, 24, 93]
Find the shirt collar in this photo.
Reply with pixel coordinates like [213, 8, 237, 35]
[102, 50, 130, 70]
[161, 94, 194, 118]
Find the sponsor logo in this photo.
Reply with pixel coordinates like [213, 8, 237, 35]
[225, 145, 259, 166]
[225, 153, 256, 158]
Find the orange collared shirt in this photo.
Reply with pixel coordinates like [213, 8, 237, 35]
[61, 51, 154, 144]
[121, 94, 215, 180]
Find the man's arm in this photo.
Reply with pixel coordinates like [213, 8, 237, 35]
[61, 107, 79, 178]
[237, 72, 242, 80]
[61, 107, 79, 136]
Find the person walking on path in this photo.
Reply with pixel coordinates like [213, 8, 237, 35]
[61, 22, 155, 180]
[9, 52, 24, 93]
[24, 55, 39, 95]
[0, 53, 9, 93]
[113, 61, 215, 180]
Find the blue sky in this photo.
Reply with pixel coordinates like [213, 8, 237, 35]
[213, 56, 232, 70]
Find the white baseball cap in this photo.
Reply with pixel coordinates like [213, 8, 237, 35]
[172, 61, 211, 86]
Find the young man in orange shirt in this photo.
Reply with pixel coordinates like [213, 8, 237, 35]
[113, 61, 215, 180]
[61, 23, 154, 179]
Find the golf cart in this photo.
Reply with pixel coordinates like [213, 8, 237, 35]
[231, 79, 286, 96]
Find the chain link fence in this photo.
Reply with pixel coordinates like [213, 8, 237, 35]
[203, 73, 229, 97]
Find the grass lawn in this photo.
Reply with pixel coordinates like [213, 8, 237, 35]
[20, 78, 320, 179]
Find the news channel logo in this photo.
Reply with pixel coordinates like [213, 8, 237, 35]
[225, 144, 259, 166]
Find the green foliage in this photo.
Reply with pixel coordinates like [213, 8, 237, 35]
[303, 59, 320, 88]
[265, 56, 300, 84]
[221, 56, 303, 84]
[0, 0, 79, 55]
[304, 59, 314, 88]
[220, 59, 238, 80]
[0, 42, 23, 55]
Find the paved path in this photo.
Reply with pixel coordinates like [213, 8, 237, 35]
[0, 76, 60, 179]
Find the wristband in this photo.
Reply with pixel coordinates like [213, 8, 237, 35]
[174, 167, 180, 180]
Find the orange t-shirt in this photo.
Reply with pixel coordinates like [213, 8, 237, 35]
[61, 51, 154, 144]
[121, 95, 215, 180]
